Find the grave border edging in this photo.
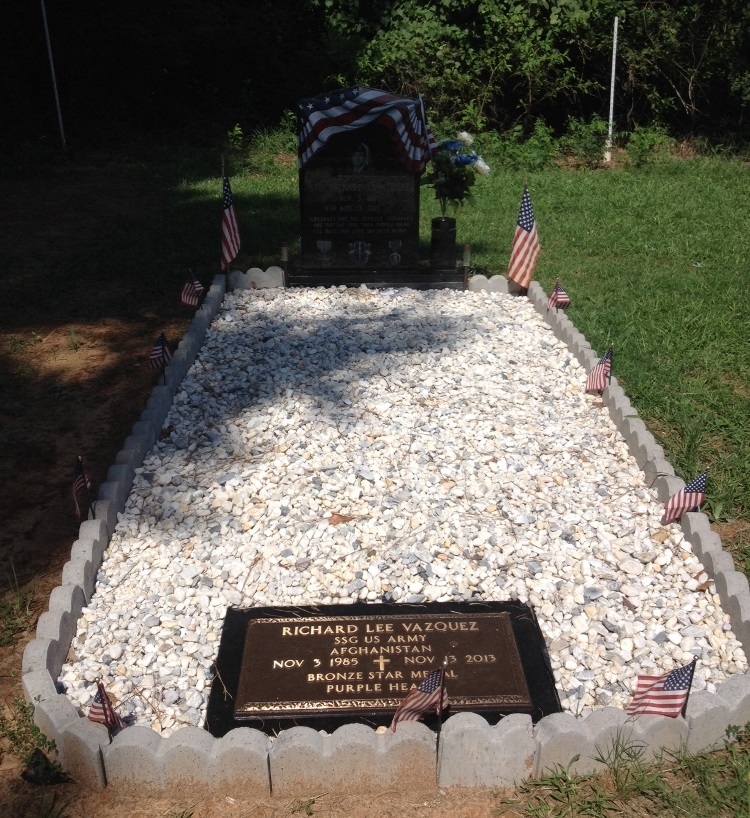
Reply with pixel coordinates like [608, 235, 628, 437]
[20, 273, 750, 792]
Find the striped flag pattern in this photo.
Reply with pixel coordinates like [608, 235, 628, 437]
[298, 86, 434, 173]
[547, 280, 571, 311]
[506, 187, 541, 289]
[585, 347, 613, 393]
[72, 457, 92, 521]
[220, 176, 240, 270]
[148, 332, 172, 370]
[181, 273, 205, 307]
[88, 680, 126, 732]
[390, 667, 448, 731]
[661, 471, 708, 524]
[626, 661, 695, 717]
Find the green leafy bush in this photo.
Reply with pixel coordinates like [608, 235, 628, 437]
[491, 121, 558, 170]
[559, 116, 609, 168]
[626, 125, 674, 166]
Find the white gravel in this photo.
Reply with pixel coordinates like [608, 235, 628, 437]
[61, 286, 747, 734]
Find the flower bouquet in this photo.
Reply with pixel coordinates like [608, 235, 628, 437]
[423, 132, 490, 217]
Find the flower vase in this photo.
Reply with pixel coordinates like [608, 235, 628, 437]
[430, 216, 457, 272]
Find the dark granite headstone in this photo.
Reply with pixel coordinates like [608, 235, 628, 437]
[205, 601, 560, 737]
[299, 124, 420, 284]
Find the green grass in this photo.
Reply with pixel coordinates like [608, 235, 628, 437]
[0, 563, 33, 647]
[501, 724, 750, 818]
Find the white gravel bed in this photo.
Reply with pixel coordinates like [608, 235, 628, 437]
[61, 286, 747, 735]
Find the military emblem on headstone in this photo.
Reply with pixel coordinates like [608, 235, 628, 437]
[388, 240, 402, 266]
[348, 240, 372, 266]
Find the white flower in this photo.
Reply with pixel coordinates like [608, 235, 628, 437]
[474, 156, 491, 175]
[457, 130, 474, 145]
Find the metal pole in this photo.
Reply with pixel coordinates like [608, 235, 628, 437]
[605, 16, 619, 163]
[40, 0, 66, 150]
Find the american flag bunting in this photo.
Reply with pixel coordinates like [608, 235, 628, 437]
[181, 272, 205, 307]
[585, 347, 613, 393]
[148, 332, 172, 370]
[390, 667, 448, 731]
[626, 661, 696, 717]
[661, 471, 708, 524]
[220, 176, 240, 270]
[88, 680, 126, 732]
[506, 187, 541, 289]
[547, 280, 571, 311]
[298, 86, 434, 173]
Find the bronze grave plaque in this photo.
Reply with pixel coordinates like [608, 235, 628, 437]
[234, 611, 531, 720]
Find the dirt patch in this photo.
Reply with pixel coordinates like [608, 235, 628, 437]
[2, 779, 520, 818]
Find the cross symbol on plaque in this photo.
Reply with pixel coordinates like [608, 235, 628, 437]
[372, 656, 390, 671]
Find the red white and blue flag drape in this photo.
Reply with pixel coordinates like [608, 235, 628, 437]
[297, 86, 435, 174]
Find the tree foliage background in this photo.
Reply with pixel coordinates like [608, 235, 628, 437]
[3, 0, 749, 145]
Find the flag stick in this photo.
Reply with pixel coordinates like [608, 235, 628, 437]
[680, 658, 698, 718]
[609, 346, 613, 386]
[435, 656, 449, 783]
[79, 455, 94, 519]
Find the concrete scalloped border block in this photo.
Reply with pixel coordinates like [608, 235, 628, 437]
[104, 724, 270, 793]
[22, 271, 750, 792]
[268, 722, 436, 796]
[229, 266, 285, 290]
[438, 712, 536, 787]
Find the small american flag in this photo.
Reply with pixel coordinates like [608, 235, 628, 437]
[220, 176, 240, 270]
[148, 332, 172, 370]
[298, 86, 434, 173]
[72, 457, 92, 521]
[181, 272, 205, 307]
[88, 680, 126, 732]
[626, 661, 696, 717]
[390, 667, 448, 731]
[661, 471, 708, 524]
[585, 347, 613, 393]
[506, 187, 541, 289]
[547, 280, 571, 311]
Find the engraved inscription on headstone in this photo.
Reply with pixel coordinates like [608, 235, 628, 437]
[234, 611, 532, 720]
[299, 124, 420, 276]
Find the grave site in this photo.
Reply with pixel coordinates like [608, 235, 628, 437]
[25, 277, 750, 804]
[6, 90, 750, 816]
